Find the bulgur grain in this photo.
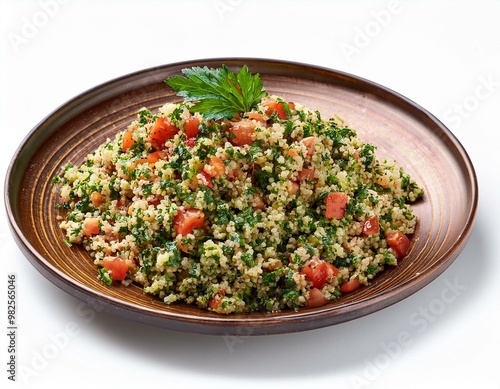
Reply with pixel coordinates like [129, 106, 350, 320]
[53, 95, 423, 313]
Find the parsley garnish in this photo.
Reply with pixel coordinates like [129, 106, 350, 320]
[165, 65, 267, 121]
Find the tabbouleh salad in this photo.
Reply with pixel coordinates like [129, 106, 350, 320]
[53, 65, 423, 313]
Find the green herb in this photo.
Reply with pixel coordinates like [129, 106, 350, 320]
[233, 208, 262, 231]
[165, 65, 267, 121]
[247, 140, 264, 162]
[253, 167, 275, 190]
[98, 268, 112, 286]
[108, 178, 122, 200]
[164, 241, 181, 268]
[216, 203, 232, 225]
[325, 124, 355, 146]
[333, 253, 356, 268]
[229, 232, 245, 246]
[55, 202, 71, 210]
[284, 121, 294, 138]
[74, 197, 93, 213]
[222, 244, 234, 257]
[52, 175, 62, 185]
[132, 223, 151, 245]
[168, 106, 184, 126]
[139, 247, 160, 275]
[128, 136, 146, 157]
[262, 270, 279, 287]
[69, 224, 83, 236]
[138, 109, 154, 125]
[241, 253, 254, 267]
[359, 143, 376, 167]
[195, 144, 216, 160]
[142, 183, 154, 196]
[382, 252, 397, 266]
[366, 264, 380, 276]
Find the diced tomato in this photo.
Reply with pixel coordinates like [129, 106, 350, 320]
[134, 158, 149, 167]
[227, 121, 256, 146]
[287, 180, 299, 195]
[102, 257, 129, 281]
[305, 288, 328, 308]
[174, 208, 205, 236]
[83, 218, 99, 236]
[227, 168, 241, 181]
[326, 262, 339, 277]
[286, 148, 300, 158]
[300, 257, 339, 289]
[204, 156, 225, 177]
[185, 116, 202, 138]
[117, 197, 129, 211]
[246, 111, 267, 122]
[300, 137, 316, 156]
[325, 192, 348, 220]
[341, 278, 361, 293]
[122, 131, 135, 152]
[147, 195, 163, 206]
[208, 290, 225, 310]
[198, 171, 213, 189]
[297, 168, 315, 182]
[362, 215, 380, 235]
[252, 194, 265, 210]
[184, 137, 196, 148]
[264, 101, 290, 119]
[177, 239, 190, 253]
[150, 117, 179, 149]
[386, 231, 411, 259]
[147, 150, 168, 165]
[90, 192, 104, 207]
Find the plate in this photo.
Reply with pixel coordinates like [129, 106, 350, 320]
[5, 58, 478, 335]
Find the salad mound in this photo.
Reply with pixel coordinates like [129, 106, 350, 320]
[53, 66, 423, 313]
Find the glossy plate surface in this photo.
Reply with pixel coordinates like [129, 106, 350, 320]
[5, 58, 478, 335]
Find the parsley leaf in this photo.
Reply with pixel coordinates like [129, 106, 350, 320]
[165, 65, 267, 121]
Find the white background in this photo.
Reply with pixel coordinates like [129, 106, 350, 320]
[1, 1, 499, 388]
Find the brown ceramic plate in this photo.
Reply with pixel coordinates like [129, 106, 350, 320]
[5, 58, 477, 335]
